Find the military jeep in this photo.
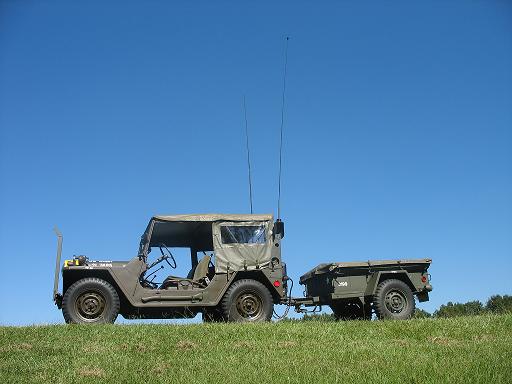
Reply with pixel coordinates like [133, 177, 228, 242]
[53, 214, 287, 323]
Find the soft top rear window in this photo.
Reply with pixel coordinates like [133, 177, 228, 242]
[220, 225, 266, 244]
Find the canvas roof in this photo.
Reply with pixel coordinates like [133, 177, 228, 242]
[152, 213, 273, 223]
[143, 213, 274, 251]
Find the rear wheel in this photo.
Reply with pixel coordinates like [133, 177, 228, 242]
[221, 279, 273, 322]
[373, 279, 415, 320]
[62, 278, 120, 324]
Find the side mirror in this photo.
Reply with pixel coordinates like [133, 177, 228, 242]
[274, 220, 285, 239]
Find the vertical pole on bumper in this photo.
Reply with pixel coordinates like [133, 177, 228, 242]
[53, 227, 63, 302]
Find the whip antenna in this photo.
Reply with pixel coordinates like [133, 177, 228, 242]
[277, 36, 290, 220]
[243, 95, 254, 214]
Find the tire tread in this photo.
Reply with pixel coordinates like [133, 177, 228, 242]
[373, 279, 415, 320]
[220, 279, 273, 322]
[62, 277, 120, 324]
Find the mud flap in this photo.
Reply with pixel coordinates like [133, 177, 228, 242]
[417, 291, 429, 303]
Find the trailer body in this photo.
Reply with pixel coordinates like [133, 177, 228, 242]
[296, 259, 432, 319]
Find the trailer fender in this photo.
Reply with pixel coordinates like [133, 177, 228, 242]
[364, 271, 415, 296]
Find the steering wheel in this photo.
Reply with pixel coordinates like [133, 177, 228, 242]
[159, 244, 177, 269]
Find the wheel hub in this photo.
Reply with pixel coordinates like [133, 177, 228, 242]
[236, 293, 262, 318]
[75, 292, 106, 320]
[384, 290, 407, 313]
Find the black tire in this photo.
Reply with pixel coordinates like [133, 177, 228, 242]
[330, 299, 372, 321]
[220, 279, 273, 322]
[373, 279, 415, 320]
[62, 278, 120, 324]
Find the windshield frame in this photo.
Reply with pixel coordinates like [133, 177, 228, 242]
[138, 220, 156, 257]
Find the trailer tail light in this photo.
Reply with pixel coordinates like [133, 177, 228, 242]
[273, 280, 281, 287]
[421, 276, 427, 283]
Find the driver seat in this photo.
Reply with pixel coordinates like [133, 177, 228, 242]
[160, 255, 211, 289]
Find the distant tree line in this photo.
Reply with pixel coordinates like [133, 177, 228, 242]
[297, 294, 512, 321]
[414, 294, 512, 319]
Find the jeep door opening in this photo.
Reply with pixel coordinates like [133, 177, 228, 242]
[53, 214, 432, 323]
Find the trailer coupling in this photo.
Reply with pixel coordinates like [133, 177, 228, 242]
[290, 297, 322, 314]
[53, 227, 63, 309]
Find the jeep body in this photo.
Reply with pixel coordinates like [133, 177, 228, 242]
[54, 214, 287, 321]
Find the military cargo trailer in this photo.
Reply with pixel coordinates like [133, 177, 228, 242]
[294, 259, 432, 319]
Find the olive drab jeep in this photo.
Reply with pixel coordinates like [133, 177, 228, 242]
[53, 214, 287, 323]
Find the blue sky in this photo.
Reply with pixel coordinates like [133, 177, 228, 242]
[0, 1, 511, 325]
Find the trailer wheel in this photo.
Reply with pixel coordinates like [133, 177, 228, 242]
[373, 279, 415, 320]
[221, 279, 273, 322]
[62, 278, 120, 324]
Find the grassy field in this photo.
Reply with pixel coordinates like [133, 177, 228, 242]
[1, 314, 511, 384]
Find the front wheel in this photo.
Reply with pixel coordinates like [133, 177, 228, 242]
[221, 279, 273, 322]
[373, 279, 415, 320]
[62, 278, 120, 324]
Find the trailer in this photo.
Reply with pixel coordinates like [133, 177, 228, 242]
[295, 259, 432, 319]
[52, 214, 432, 323]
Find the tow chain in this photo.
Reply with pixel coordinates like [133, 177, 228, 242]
[272, 278, 294, 320]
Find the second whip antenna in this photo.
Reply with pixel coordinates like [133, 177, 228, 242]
[277, 36, 290, 220]
[243, 95, 253, 214]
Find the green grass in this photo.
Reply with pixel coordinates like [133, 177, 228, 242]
[1, 314, 511, 384]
